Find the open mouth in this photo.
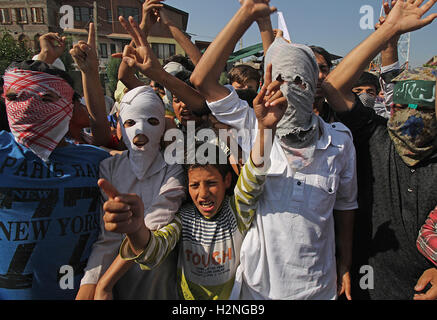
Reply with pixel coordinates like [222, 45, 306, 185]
[199, 200, 215, 212]
[134, 141, 147, 147]
[133, 134, 148, 148]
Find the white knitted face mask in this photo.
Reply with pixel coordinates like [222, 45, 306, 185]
[264, 38, 319, 147]
[119, 86, 165, 179]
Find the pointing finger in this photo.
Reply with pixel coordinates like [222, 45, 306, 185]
[98, 178, 120, 200]
[264, 63, 273, 95]
[87, 22, 96, 50]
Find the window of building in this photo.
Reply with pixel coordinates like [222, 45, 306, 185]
[15, 8, 28, 24]
[99, 43, 108, 59]
[31, 7, 44, 24]
[151, 43, 176, 60]
[107, 9, 112, 23]
[0, 8, 11, 24]
[110, 43, 116, 55]
[74, 6, 93, 22]
[117, 7, 139, 23]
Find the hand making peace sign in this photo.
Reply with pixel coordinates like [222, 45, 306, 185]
[253, 63, 287, 131]
[116, 16, 165, 81]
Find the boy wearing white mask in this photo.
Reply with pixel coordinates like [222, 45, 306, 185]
[77, 85, 186, 300]
[189, 0, 358, 300]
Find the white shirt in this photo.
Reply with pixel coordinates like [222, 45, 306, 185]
[32, 54, 66, 71]
[208, 86, 358, 300]
[80, 151, 186, 299]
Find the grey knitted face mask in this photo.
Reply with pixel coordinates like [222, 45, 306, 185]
[265, 38, 319, 147]
[358, 92, 376, 109]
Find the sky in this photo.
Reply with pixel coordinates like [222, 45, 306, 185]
[163, 0, 437, 68]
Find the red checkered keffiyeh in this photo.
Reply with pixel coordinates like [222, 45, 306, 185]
[3, 68, 74, 161]
[417, 206, 437, 267]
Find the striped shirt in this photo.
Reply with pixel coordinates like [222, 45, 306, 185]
[120, 156, 268, 299]
[417, 206, 437, 267]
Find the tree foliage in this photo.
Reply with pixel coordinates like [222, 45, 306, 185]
[0, 31, 33, 75]
[60, 35, 74, 73]
[106, 57, 121, 99]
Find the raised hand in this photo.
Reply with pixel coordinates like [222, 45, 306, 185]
[375, 1, 401, 45]
[98, 178, 145, 235]
[157, 6, 172, 26]
[253, 63, 287, 130]
[384, 0, 437, 35]
[118, 16, 164, 80]
[38, 33, 66, 63]
[140, 0, 164, 35]
[69, 23, 99, 74]
[238, 0, 277, 20]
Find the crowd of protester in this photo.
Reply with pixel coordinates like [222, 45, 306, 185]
[0, 0, 437, 300]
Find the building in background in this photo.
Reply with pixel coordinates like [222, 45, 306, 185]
[0, 0, 190, 70]
[61, 0, 190, 69]
[0, 0, 61, 52]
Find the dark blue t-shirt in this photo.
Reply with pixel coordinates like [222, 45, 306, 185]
[0, 132, 109, 299]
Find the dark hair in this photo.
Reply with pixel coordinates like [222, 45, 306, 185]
[174, 70, 211, 116]
[174, 70, 194, 88]
[184, 141, 233, 183]
[310, 46, 334, 69]
[228, 64, 261, 89]
[0, 98, 10, 132]
[353, 71, 380, 93]
[73, 92, 82, 102]
[236, 88, 257, 108]
[163, 55, 195, 72]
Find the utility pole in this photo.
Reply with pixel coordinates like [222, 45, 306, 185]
[239, 38, 243, 63]
[93, 1, 98, 51]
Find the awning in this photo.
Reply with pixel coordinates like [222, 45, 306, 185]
[425, 55, 437, 67]
[63, 28, 88, 35]
[106, 33, 132, 40]
[227, 43, 263, 63]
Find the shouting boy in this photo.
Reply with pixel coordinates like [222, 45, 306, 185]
[96, 63, 288, 299]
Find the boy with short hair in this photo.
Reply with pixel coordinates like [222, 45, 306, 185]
[97, 64, 287, 300]
[228, 64, 261, 92]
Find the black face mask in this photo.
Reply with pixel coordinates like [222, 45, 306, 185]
[235, 88, 258, 108]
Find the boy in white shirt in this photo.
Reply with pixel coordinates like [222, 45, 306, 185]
[189, 0, 358, 300]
